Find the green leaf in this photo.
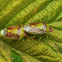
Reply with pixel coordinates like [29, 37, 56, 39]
[11, 52, 24, 62]
[0, 41, 11, 62]
[0, 0, 62, 62]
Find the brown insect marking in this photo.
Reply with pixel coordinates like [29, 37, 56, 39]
[5, 32, 17, 39]
[7, 26, 20, 30]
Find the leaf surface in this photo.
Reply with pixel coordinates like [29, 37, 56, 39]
[0, 0, 62, 62]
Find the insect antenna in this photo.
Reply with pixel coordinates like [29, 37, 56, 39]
[53, 20, 62, 30]
[34, 7, 37, 14]
[51, 20, 62, 37]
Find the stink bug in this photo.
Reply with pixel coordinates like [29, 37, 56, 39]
[24, 22, 53, 34]
[0, 22, 53, 40]
[0, 26, 26, 39]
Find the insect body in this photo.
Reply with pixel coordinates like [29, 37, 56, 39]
[24, 22, 53, 34]
[0, 26, 26, 39]
[0, 22, 53, 39]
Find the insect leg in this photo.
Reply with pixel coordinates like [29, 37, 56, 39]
[25, 35, 34, 40]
